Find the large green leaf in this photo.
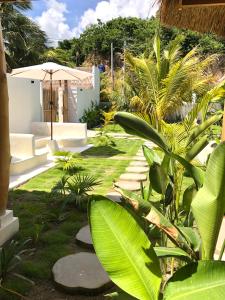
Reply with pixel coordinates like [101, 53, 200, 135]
[154, 247, 190, 259]
[142, 145, 161, 166]
[146, 206, 195, 258]
[89, 196, 162, 300]
[191, 142, 225, 259]
[172, 153, 205, 189]
[149, 162, 168, 194]
[182, 184, 197, 213]
[114, 112, 170, 152]
[186, 114, 222, 146]
[164, 261, 225, 300]
[185, 136, 209, 162]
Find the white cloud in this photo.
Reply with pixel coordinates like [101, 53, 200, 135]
[74, 0, 158, 36]
[35, 0, 158, 46]
[35, 0, 73, 46]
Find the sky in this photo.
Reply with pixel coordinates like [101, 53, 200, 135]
[26, 0, 158, 46]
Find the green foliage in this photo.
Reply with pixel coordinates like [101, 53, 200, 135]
[90, 143, 225, 299]
[52, 174, 101, 211]
[164, 261, 225, 300]
[89, 196, 162, 300]
[1, 2, 47, 69]
[93, 131, 116, 147]
[54, 151, 82, 175]
[79, 102, 103, 129]
[192, 142, 225, 259]
[57, 17, 225, 66]
[41, 48, 75, 67]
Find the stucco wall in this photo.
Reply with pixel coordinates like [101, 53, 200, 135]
[8, 76, 42, 134]
[68, 66, 100, 122]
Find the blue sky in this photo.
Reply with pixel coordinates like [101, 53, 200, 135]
[26, 0, 158, 46]
[27, 0, 100, 29]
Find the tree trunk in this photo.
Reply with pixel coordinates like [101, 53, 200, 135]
[0, 18, 10, 216]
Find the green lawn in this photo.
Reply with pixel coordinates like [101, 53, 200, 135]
[3, 137, 143, 299]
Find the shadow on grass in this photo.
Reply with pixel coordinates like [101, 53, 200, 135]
[82, 145, 125, 157]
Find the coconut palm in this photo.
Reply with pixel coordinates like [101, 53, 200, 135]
[125, 33, 220, 130]
[1, 1, 47, 70]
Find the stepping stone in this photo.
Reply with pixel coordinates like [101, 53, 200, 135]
[76, 225, 93, 249]
[126, 166, 149, 174]
[52, 253, 112, 295]
[106, 191, 122, 203]
[115, 181, 141, 191]
[136, 152, 145, 157]
[120, 173, 147, 182]
[120, 173, 147, 181]
[130, 161, 148, 167]
[133, 156, 147, 162]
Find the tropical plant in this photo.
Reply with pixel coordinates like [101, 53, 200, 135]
[1, 1, 47, 69]
[54, 151, 82, 175]
[89, 142, 225, 300]
[125, 33, 223, 130]
[80, 102, 103, 129]
[93, 131, 116, 147]
[0, 239, 34, 298]
[52, 174, 101, 211]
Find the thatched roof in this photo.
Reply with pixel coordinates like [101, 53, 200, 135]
[160, 0, 225, 38]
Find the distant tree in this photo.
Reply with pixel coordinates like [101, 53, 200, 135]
[57, 17, 225, 66]
[1, 1, 47, 70]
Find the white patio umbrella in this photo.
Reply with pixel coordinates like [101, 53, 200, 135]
[10, 62, 93, 140]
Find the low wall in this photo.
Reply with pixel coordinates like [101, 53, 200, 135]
[8, 76, 42, 134]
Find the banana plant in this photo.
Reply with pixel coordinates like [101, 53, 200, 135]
[114, 112, 207, 219]
[89, 143, 225, 299]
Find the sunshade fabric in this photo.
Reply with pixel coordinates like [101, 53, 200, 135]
[11, 62, 93, 87]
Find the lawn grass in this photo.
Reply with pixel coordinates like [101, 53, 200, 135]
[95, 123, 126, 133]
[20, 138, 143, 194]
[3, 137, 143, 299]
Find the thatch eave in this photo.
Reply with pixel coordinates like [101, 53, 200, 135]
[160, 0, 225, 38]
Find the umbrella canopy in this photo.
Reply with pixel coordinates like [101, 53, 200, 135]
[160, 0, 225, 38]
[11, 62, 93, 84]
[10, 62, 93, 140]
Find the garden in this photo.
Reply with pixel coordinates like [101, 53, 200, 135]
[1, 1, 225, 299]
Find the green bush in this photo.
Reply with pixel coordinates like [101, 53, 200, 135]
[79, 102, 103, 129]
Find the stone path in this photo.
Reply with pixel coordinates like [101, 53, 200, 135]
[52, 253, 112, 295]
[115, 144, 150, 192]
[76, 225, 93, 249]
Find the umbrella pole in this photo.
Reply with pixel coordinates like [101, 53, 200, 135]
[50, 72, 53, 140]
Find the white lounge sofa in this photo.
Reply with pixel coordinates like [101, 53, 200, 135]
[31, 122, 88, 149]
[10, 133, 48, 175]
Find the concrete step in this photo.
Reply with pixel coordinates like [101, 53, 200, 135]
[106, 192, 122, 203]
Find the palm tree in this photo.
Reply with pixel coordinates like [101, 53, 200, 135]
[1, 1, 47, 70]
[125, 34, 220, 130]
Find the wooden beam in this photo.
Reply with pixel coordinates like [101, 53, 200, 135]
[180, 0, 225, 7]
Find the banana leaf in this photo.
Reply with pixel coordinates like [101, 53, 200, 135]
[185, 136, 209, 162]
[164, 261, 225, 300]
[186, 114, 222, 146]
[89, 196, 161, 300]
[114, 112, 170, 152]
[191, 142, 225, 259]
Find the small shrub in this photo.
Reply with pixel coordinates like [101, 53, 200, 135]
[79, 102, 103, 129]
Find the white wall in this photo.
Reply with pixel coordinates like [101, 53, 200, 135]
[8, 76, 42, 134]
[68, 66, 100, 122]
